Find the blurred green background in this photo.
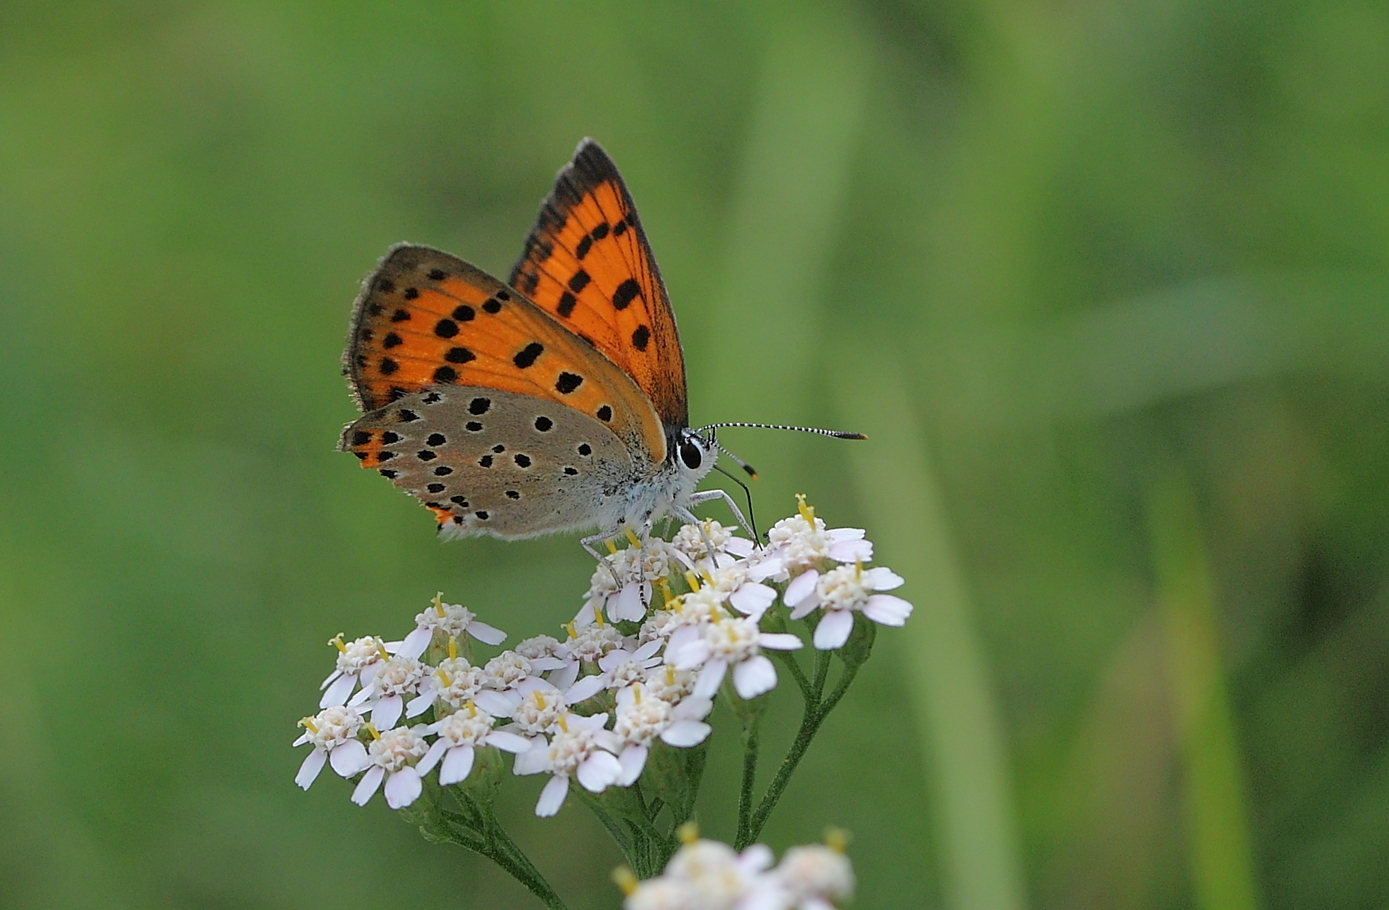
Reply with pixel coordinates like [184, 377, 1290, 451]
[2, 1, 1387, 907]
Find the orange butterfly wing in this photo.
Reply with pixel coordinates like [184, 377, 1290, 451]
[509, 139, 689, 431]
[342, 244, 666, 462]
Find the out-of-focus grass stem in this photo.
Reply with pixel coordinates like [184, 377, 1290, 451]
[837, 363, 1026, 910]
[1148, 475, 1262, 910]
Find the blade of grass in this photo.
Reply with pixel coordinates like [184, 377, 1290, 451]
[835, 360, 1026, 910]
[1148, 474, 1262, 910]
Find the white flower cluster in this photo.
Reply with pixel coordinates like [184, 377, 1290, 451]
[619, 829, 855, 910]
[294, 498, 911, 817]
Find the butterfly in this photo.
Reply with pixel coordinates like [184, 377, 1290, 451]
[339, 139, 859, 552]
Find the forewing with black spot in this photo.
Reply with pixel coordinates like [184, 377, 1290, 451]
[343, 243, 666, 463]
[509, 139, 688, 430]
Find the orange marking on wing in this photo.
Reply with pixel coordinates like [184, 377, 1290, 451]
[509, 140, 688, 429]
[427, 504, 457, 528]
[343, 244, 667, 463]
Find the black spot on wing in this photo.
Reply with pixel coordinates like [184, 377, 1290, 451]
[612, 279, 641, 311]
[513, 342, 544, 368]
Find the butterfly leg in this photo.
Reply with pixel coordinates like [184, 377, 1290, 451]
[580, 525, 627, 592]
[680, 489, 755, 540]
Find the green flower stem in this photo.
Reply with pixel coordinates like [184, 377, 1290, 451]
[572, 783, 674, 880]
[811, 646, 831, 694]
[737, 643, 868, 849]
[415, 790, 567, 910]
[736, 707, 762, 849]
[674, 739, 708, 828]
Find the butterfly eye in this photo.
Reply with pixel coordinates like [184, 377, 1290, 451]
[679, 439, 703, 470]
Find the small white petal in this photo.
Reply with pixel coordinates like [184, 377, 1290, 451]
[329, 740, 371, 777]
[813, 610, 855, 650]
[295, 748, 327, 789]
[617, 744, 649, 786]
[547, 661, 581, 692]
[484, 731, 533, 754]
[571, 711, 609, 730]
[350, 766, 384, 805]
[467, 621, 508, 645]
[826, 527, 866, 541]
[613, 583, 648, 622]
[320, 668, 343, 691]
[439, 746, 476, 785]
[725, 538, 755, 557]
[757, 632, 804, 651]
[512, 740, 551, 776]
[730, 583, 777, 618]
[405, 691, 436, 718]
[370, 695, 403, 731]
[320, 673, 357, 709]
[665, 625, 701, 657]
[864, 594, 913, 626]
[733, 655, 778, 699]
[693, 658, 728, 699]
[739, 886, 793, 910]
[671, 639, 712, 671]
[565, 674, 607, 704]
[474, 690, 517, 717]
[659, 720, 711, 748]
[536, 774, 570, 817]
[574, 599, 598, 627]
[673, 696, 714, 721]
[747, 557, 785, 582]
[292, 732, 310, 747]
[417, 739, 447, 776]
[530, 656, 568, 671]
[384, 767, 423, 809]
[633, 639, 663, 661]
[397, 626, 433, 659]
[577, 751, 623, 792]
[593, 728, 624, 753]
[828, 538, 873, 563]
[739, 843, 776, 873]
[783, 570, 820, 608]
[863, 566, 905, 591]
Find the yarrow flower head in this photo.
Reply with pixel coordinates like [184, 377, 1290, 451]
[351, 723, 430, 809]
[397, 592, 508, 660]
[754, 495, 873, 582]
[418, 703, 531, 785]
[294, 497, 905, 905]
[671, 518, 755, 565]
[616, 827, 856, 910]
[513, 711, 624, 816]
[670, 612, 804, 700]
[585, 534, 680, 622]
[294, 705, 370, 789]
[786, 562, 912, 650]
[349, 653, 426, 729]
[319, 634, 388, 708]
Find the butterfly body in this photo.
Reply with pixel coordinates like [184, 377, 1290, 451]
[340, 143, 722, 541]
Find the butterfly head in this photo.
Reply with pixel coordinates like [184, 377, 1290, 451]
[672, 426, 717, 486]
